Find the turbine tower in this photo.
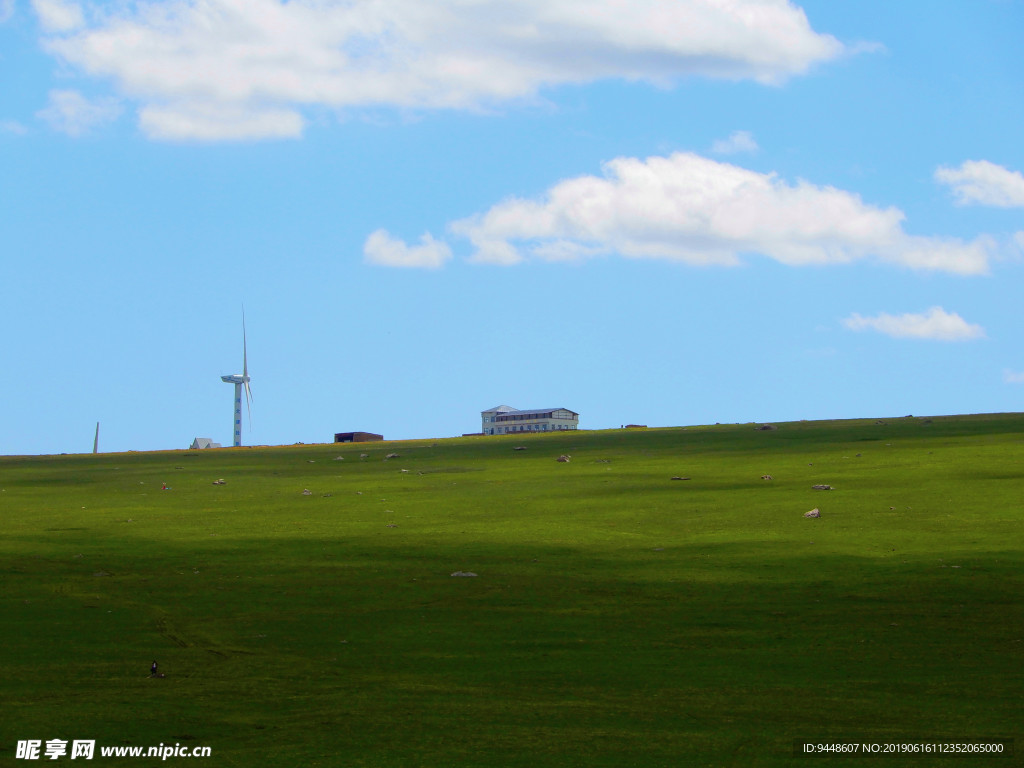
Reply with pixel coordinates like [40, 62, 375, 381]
[221, 315, 252, 447]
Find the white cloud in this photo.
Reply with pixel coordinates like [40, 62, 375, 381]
[36, 89, 120, 135]
[935, 160, 1024, 208]
[32, 0, 83, 32]
[37, 0, 847, 140]
[1004, 370, 1024, 384]
[139, 103, 303, 142]
[711, 130, 758, 155]
[0, 0, 15, 23]
[449, 152, 995, 274]
[842, 307, 985, 341]
[364, 229, 452, 269]
[1, 119, 28, 134]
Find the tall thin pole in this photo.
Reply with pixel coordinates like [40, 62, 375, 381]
[233, 382, 243, 447]
[93, 422, 99, 454]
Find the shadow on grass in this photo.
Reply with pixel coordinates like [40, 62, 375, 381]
[4, 533, 1021, 767]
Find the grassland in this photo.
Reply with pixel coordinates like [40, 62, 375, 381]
[2, 414, 1022, 766]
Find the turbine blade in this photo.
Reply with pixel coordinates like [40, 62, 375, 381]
[242, 310, 248, 379]
[244, 382, 253, 437]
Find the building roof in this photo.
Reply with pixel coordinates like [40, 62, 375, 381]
[496, 408, 578, 418]
[482, 405, 517, 414]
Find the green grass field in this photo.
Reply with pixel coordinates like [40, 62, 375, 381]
[3, 414, 1022, 766]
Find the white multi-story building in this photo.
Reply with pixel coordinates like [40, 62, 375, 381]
[481, 405, 579, 435]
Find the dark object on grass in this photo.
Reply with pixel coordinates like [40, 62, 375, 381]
[671, 476, 690, 481]
[812, 484, 833, 490]
[557, 455, 571, 462]
[335, 432, 383, 443]
[757, 424, 778, 431]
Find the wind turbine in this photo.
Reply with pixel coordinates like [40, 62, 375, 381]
[221, 315, 252, 447]
[93, 422, 99, 454]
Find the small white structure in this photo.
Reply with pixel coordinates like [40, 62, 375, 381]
[481, 405, 579, 435]
[191, 437, 222, 449]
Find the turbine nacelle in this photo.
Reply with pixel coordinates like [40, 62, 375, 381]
[221, 374, 249, 384]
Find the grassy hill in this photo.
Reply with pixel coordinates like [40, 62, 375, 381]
[3, 414, 1022, 766]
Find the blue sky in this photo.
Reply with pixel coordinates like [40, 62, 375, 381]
[2, 0, 1023, 455]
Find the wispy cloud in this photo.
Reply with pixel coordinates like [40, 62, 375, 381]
[364, 229, 452, 269]
[35, 0, 848, 141]
[37, 89, 120, 136]
[139, 103, 303, 142]
[1, 119, 28, 135]
[1004, 370, 1024, 384]
[711, 130, 758, 155]
[935, 160, 1024, 208]
[0, 0, 15, 23]
[842, 307, 985, 341]
[444, 152, 995, 274]
[31, 0, 83, 32]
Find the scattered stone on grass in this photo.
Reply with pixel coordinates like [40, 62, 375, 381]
[671, 476, 691, 481]
[761, 474, 773, 480]
[301, 489, 312, 496]
[333, 456, 345, 461]
[212, 479, 226, 485]
[385, 453, 400, 459]
[513, 446, 527, 451]
[557, 455, 571, 462]
[386, 524, 398, 528]
[812, 484, 833, 490]
[757, 424, 778, 431]
[360, 453, 368, 459]
[804, 508, 821, 518]
[451, 571, 478, 577]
